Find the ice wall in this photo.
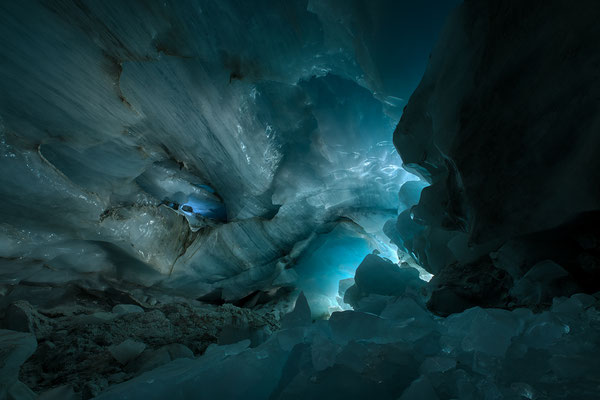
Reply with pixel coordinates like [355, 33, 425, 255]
[389, 0, 600, 314]
[0, 0, 457, 301]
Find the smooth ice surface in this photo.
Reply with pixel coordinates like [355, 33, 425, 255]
[0, 330, 37, 385]
[0, 329, 37, 399]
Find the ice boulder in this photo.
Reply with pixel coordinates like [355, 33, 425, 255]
[126, 343, 194, 374]
[96, 338, 288, 400]
[0, 329, 37, 399]
[112, 304, 144, 316]
[399, 376, 439, 400]
[2, 300, 53, 337]
[510, 260, 580, 305]
[443, 307, 523, 357]
[38, 385, 79, 400]
[344, 254, 425, 309]
[108, 339, 146, 365]
[328, 311, 388, 344]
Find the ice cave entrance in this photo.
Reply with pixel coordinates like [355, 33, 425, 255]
[294, 180, 430, 319]
[294, 223, 379, 318]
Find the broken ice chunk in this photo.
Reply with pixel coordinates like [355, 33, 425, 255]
[311, 333, 339, 371]
[328, 311, 388, 343]
[2, 300, 52, 336]
[112, 304, 144, 315]
[419, 356, 456, 374]
[399, 376, 439, 400]
[354, 254, 423, 295]
[0, 329, 37, 384]
[344, 254, 424, 308]
[126, 344, 194, 374]
[551, 293, 597, 314]
[443, 307, 522, 357]
[203, 339, 251, 360]
[108, 339, 146, 365]
[380, 297, 430, 321]
[0, 329, 37, 398]
[521, 312, 568, 349]
[510, 260, 579, 305]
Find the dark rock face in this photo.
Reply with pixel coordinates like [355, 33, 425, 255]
[393, 0, 600, 313]
[427, 256, 513, 317]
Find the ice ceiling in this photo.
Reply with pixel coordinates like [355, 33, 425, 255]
[0, 0, 458, 315]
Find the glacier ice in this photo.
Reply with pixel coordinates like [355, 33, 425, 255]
[108, 339, 147, 365]
[3, 0, 598, 399]
[392, 0, 600, 314]
[0, 329, 37, 399]
[93, 256, 600, 399]
[0, 0, 450, 305]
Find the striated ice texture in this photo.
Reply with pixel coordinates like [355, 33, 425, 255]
[0, 0, 457, 303]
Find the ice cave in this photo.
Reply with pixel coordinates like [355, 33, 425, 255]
[1, 0, 599, 399]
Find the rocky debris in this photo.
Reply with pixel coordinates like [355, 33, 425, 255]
[0, 286, 282, 399]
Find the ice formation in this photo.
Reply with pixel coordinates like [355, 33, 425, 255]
[1, 0, 600, 399]
[0, 0, 454, 306]
[95, 257, 600, 400]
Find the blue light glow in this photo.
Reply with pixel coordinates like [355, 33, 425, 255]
[180, 195, 227, 222]
[294, 223, 389, 317]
